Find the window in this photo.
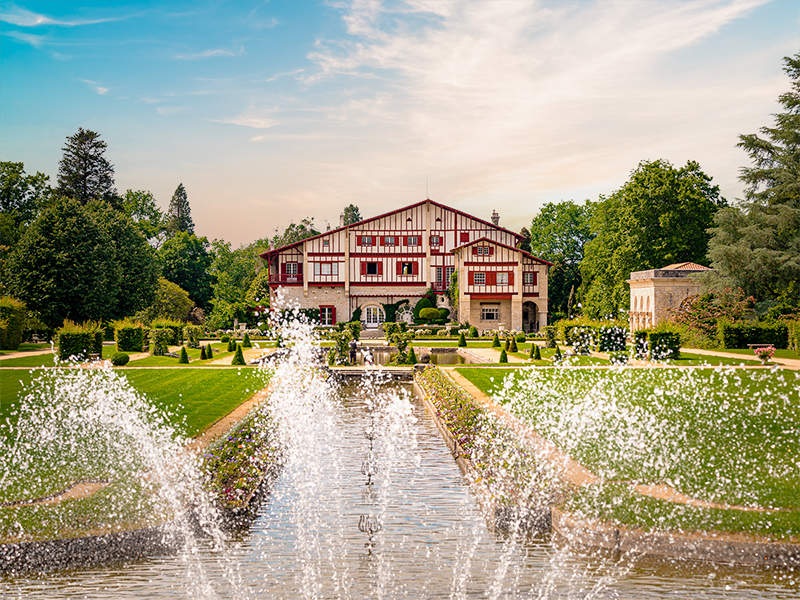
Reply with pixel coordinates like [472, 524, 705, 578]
[323, 239, 330, 247]
[497, 272, 509, 285]
[446, 266, 455, 282]
[524, 272, 536, 285]
[476, 246, 491, 256]
[384, 236, 396, 246]
[436, 267, 443, 282]
[430, 235, 441, 247]
[366, 262, 379, 275]
[474, 272, 486, 285]
[320, 306, 335, 325]
[400, 262, 415, 275]
[286, 262, 298, 275]
[314, 263, 338, 276]
[481, 306, 499, 321]
[406, 236, 419, 246]
[359, 235, 373, 246]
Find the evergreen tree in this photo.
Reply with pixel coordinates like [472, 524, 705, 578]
[178, 346, 189, 364]
[57, 128, 118, 207]
[166, 183, 194, 235]
[200, 345, 207, 360]
[242, 332, 252, 347]
[458, 332, 467, 347]
[407, 346, 418, 364]
[342, 204, 362, 225]
[492, 333, 501, 348]
[499, 349, 508, 363]
[510, 337, 518, 353]
[231, 344, 245, 365]
[708, 53, 800, 306]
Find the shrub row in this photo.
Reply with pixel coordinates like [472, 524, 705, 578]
[56, 320, 103, 361]
[633, 328, 681, 360]
[717, 321, 789, 349]
[115, 320, 147, 352]
[0, 296, 27, 351]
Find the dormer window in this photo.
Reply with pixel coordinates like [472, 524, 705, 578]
[476, 246, 491, 256]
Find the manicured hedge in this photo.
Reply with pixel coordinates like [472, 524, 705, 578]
[717, 321, 789, 349]
[149, 327, 172, 356]
[56, 320, 103, 361]
[151, 318, 184, 345]
[596, 324, 628, 352]
[0, 296, 27, 351]
[115, 320, 146, 352]
[648, 331, 681, 360]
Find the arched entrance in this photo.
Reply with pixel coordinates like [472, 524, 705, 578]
[363, 305, 385, 329]
[522, 301, 539, 333]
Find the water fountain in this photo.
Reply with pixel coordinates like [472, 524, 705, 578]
[1, 303, 798, 597]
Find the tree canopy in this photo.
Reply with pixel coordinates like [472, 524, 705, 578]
[166, 183, 194, 235]
[158, 231, 214, 309]
[580, 159, 725, 319]
[0, 162, 53, 254]
[528, 201, 594, 316]
[5, 197, 157, 327]
[122, 189, 168, 246]
[342, 204, 362, 225]
[56, 128, 118, 207]
[271, 217, 319, 249]
[708, 53, 800, 307]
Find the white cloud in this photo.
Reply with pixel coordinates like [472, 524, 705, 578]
[157, 106, 186, 116]
[175, 48, 237, 60]
[79, 78, 109, 95]
[0, 5, 125, 26]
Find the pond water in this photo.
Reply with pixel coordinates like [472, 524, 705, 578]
[2, 380, 796, 600]
[355, 348, 467, 365]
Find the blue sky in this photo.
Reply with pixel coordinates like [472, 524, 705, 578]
[1, 0, 798, 245]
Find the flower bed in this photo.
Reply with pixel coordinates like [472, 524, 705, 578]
[202, 405, 281, 512]
[414, 366, 558, 509]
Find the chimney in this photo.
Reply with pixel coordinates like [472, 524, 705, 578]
[491, 210, 500, 226]
[339, 212, 345, 227]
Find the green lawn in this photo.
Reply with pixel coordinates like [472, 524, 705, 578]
[0, 342, 50, 356]
[0, 365, 272, 542]
[0, 344, 117, 367]
[456, 365, 800, 538]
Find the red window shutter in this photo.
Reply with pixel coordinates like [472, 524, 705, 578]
[460, 232, 469, 243]
[297, 263, 303, 275]
[402, 236, 408, 246]
[413, 261, 418, 275]
[397, 262, 402, 275]
[508, 272, 514, 285]
[472, 246, 478, 256]
[468, 272, 475, 285]
[380, 236, 385, 245]
[533, 272, 538, 285]
[357, 236, 363, 246]
[361, 262, 367, 275]
[378, 262, 383, 275]
[489, 247, 494, 256]
[281, 262, 287, 275]
[331, 307, 336, 324]
[487, 272, 497, 286]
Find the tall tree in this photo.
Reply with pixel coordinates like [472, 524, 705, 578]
[528, 201, 594, 316]
[517, 227, 531, 253]
[708, 53, 800, 306]
[158, 231, 214, 308]
[166, 183, 194, 235]
[271, 217, 318, 249]
[57, 128, 118, 207]
[0, 162, 53, 256]
[342, 204, 362, 225]
[122, 189, 168, 247]
[580, 159, 725, 319]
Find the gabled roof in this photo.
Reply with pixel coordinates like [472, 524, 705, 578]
[260, 199, 525, 260]
[661, 262, 712, 271]
[452, 236, 553, 266]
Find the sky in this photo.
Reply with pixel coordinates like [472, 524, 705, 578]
[1, 0, 799, 246]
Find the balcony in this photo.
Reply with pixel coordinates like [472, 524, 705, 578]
[269, 273, 303, 284]
[431, 281, 448, 291]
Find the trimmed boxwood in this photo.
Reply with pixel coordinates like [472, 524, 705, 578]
[114, 320, 146, 352]
[0, 296, 27, 351]
[56, 320, 103, 361]
[231, 344, 246, 365]
[596, 324, 628, 352]
[648, 330, 681, 360]
[111, 352, 130, 366]
[717, 321, 789, 349]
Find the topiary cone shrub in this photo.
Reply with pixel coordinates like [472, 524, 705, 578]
[407, 346, 418, 364]
[227, 338, 236, 352]
[510, 337, 518, 353]
[492, 333, 500, 348]
[533, 344, 541, 360]
[178, 346, 189, 364]
[200, 345, 207, 360]
[553, 345, 562, 362]
[458, 332, 467, 347]
[231, 344, 245, 365]
[504, 337, 510, 351]
[242, 332, 252, 348]
[499, 349, 508, 363]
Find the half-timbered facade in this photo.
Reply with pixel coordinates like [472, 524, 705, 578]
[261, 199, 550, 332]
